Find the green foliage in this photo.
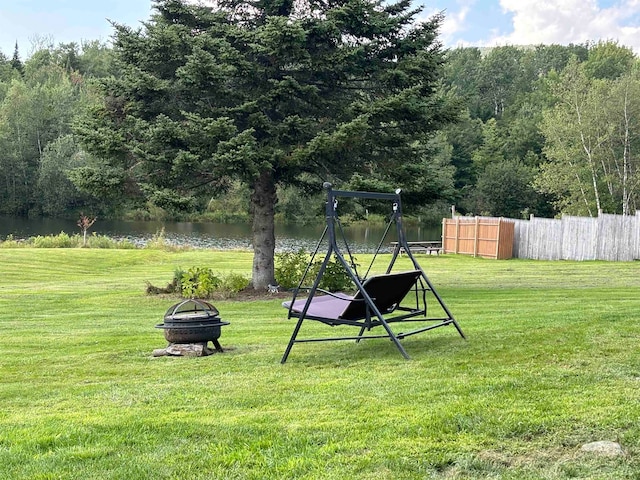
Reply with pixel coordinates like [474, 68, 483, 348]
[4, 30, 640, 248]
[30, 232, 77, 248]
[583, 40, 635, 80]
[37, 135, 92, 216]
[205, 180, 251, 223]
[473, 160, 540, 218]
[73, 0, 458, 288]
[275, 249, 354, 292]
[0, 60, 88, 216]
[0, 233, 134, 249]
[219, 272, 251, 294]
[275, 185, 324, 224]
[275, 249, 310, 289]
[86, 234, 136, 249]
[180, 267, 221, 298]
[143, 228, 187, 251]
[312, 258, 354, 292]
[171, 267, 184, 288]
[537, 56, 640, 216]
[0, 234, 22, 248]
[172, 266, 249, 298]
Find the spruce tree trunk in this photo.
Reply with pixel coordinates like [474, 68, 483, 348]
[250, 170, 277, 290]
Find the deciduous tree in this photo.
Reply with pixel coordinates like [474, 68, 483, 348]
[537, 56, 640, 215]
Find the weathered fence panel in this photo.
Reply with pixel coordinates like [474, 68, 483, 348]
[517, 217, 564, 260]
[510, 212, 640, 261]
[562, 216, 597, 261]
[452, 212, 640, 261]
[597, 214, 637, 261]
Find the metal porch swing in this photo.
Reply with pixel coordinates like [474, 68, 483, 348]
[281, 183, 466, 363]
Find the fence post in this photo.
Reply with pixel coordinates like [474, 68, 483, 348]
[636, 211, 640, 260]
[455, 216, 460, 254]
[473, 216, 479, 257]
[496, 218, 502, 259]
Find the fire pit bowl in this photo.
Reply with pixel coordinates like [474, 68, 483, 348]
[155, 299, 229, 348]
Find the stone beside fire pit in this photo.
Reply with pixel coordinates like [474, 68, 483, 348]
[153, 299, 229, 357]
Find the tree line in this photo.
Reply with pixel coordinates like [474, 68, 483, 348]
[1, 2, 639, 226]
[443, 41, 640, 219]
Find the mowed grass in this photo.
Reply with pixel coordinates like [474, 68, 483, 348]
[1, 249, 639, 479]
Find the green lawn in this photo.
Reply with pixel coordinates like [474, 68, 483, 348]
[1, 249, 639, 479]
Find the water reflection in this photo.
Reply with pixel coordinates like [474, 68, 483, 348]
[0, 216, 442, 253]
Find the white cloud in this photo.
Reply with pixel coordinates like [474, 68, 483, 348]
[440, 4, 472, 39]
[489, 0, 640, 51]
[418, 0, 476, 48]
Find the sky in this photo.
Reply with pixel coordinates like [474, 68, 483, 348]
[2, 0, 640, 60]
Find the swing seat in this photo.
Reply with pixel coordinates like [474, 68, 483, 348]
[283, 270, 422, 322]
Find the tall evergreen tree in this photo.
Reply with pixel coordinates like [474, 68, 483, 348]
[10, 42, 23, 76]
[74, 0, 457, 289]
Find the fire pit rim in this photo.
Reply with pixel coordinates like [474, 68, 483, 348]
[155, 320, 230, 330]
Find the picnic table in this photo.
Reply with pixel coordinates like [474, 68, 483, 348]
[389, 241, 443, 255]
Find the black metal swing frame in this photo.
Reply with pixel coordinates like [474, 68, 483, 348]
[281, 183, 465, 363]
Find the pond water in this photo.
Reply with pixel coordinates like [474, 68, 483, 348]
[0, 216, 442, 253]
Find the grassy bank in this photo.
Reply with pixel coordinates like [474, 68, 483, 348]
[1, 249, 639, 479]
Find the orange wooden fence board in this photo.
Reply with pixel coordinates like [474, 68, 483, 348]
[442, 217, 514, 259]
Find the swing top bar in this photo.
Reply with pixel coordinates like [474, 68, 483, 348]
[323, 182, 402, 202]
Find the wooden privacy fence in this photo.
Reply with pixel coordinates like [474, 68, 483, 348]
[442, 212, 640, 261]
[442, 217, 515, 259]
[512, 213, 640, 261]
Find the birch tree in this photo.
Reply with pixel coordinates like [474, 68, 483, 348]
[537, 57, 640, 215]
[537, 58, 609, 215]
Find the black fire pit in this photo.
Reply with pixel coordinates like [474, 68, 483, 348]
[156, 299, 229, 352]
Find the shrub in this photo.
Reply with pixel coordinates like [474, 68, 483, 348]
[144, 228, 190, 251]
[275, 249, 310, 289]
[219, 272, 250, 294]
[148, 267, 250, 298]
[180, 267, 221, 298]
[30, 232, 78, 248]
[172, 268, 185, 290]
[86, 234, 136, 249]
[316, 258, 354, 292]
[275, 249, 355, 292]
[1, 233, 136, 249]
[0, 235, 24, 248]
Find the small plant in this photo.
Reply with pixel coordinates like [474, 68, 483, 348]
[219, 272, 251, 294]
[86, 234, 136, 249]
[172, 267, 185, 291]
[180, 267, 221, 298]
[77, 213, 97, 247]
[147, 267, 250, 298]
[317, 258, 354, 292]
[0, 234, 22, 248]
[31, 232, 78, 248]
[275, 249, 310, 289]
[275, 249, 356, 292]
[145, 228, 169, 249]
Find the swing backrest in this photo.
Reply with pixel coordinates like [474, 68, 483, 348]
[339, 270, 422, 320]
